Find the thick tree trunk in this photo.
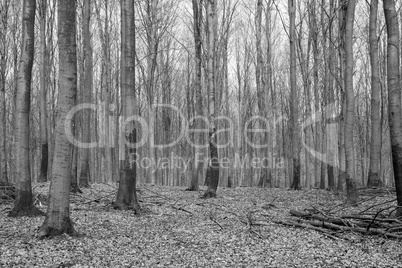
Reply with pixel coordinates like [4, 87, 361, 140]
[146, 0, 158, 186]
[115, 0, 140, 212]
[204, 0, 219, 197]
[337, 0, 347, 193]
[255, 0, 269, 188]
[38, 0, 77, 237]
[367, 0, 382, 187]
[326, 0, 336, 190]
[289, 0, 301, 190]
[79, 0, 92, 188]
[383, 0, 402, 217]
[189, 0, 204, 191]
[344, 0, 358, 204]
[10, 0, 43, 217]
[0, 0, 9, 184]
[38, 0, 48, 183]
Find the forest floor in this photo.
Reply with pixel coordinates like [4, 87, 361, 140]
[1, 183, 402, 267]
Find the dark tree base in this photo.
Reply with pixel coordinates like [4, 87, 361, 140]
[79, 179, 90, 188]
[185, 187, 199, 191]
[37, 174, 47, 183]
[367, 171, 382, 187]
[71, 184, 83, 194]
[202, 190, 217, 199]
[38, 218, 76, 239]
[9, 204, 45, 217]
[112, 202, 141, 214]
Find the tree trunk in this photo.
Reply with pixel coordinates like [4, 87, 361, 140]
[289, 0, 301, 190]
[38, 0, 48, 183]
[204, 0, 219, 197]
[344, 0, 358, 204]
[115, 0, 140, 213]
[337, 0, 347, 193]
[367, 0, 382, 187]
[326, 0, 336, 190]
[383, 0, 402, 217]
[145, 0, 158, 186]
[189, 0, 204, 191]
[9, 0, 43, 217]
[38, 0, 77, 237]
[255, 0, 269, 188]
[79, 0, 92, 188]
[0, 0, 9, 184]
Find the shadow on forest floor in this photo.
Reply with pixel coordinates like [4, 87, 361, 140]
[1, 183, 401, 267]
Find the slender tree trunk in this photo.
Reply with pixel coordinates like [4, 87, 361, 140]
[326, 0, 336, 190]
[189, 0, 204, 191]
[38, 0, 48, 183]
[10, 0, 43, 217]
[256, 0, 268, 188]
[39, 0, 77, 237]
[79, 0, 92, 188]
[367, 0, 382, 187]
[383, 0, 402, 217]
[311, 0, 323, 189]
[344, 0, 358, 203]
[337, 0, 347, 192]
[204, 0, 219, 197]
[146, 0, 158, 186]
[289, 0, 301, 190]
[115, 0, 140, 212]
[0, 0, 9, 184]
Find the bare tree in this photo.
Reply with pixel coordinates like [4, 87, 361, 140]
[0, 0, 9, 184]
[39, 0, 77, 237]
[204, 0, 220, 197]
[79, 0, 93, 188]
[188, 0, 204, 191]
[114, 0, 140, 212]
[289, 0, 301, 190]
[38, 0, 48, 183]
[9, 0, 43, 216]
[255, 0, 269, 187]
[383, 0, 402, 216]
[344, 0, 358, 203]
[367, 0, 382, 187]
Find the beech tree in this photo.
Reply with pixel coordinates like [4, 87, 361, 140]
[344, 0, 358, 203]
[39, 0, 77, 237]
[383, 0, 402, 216]
[9, 0, 43, 217]
[188, 0, 204, 191]
[79, 0, 92, 188]
[38, 0, 48, 183]
[289, 0, 301, 190]
[367, 0, 382, 187]
[114, 0, 140, 212]
[0, 0, 9, 184]
[203, 0, 220, 198]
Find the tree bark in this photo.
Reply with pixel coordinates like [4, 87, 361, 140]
[39, 0, 77, 237]
[114, 0, 140, 212]
[255, 0, 269, 188]
[9, 0, 43, 217]
[289, 0, 301, 190]
[204, 0, 220, 197]
[0, 0, 9, 184]
[367, 0, 382, 187]
[344, 0, 358, 204]
[326, 0, 336, 191]
[383, 0, 402, 217]
[189, 0, 204, 191]
[337, 0, 347, 193]
[38, 0, 48, 183]
[79, 0, 92, 188]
